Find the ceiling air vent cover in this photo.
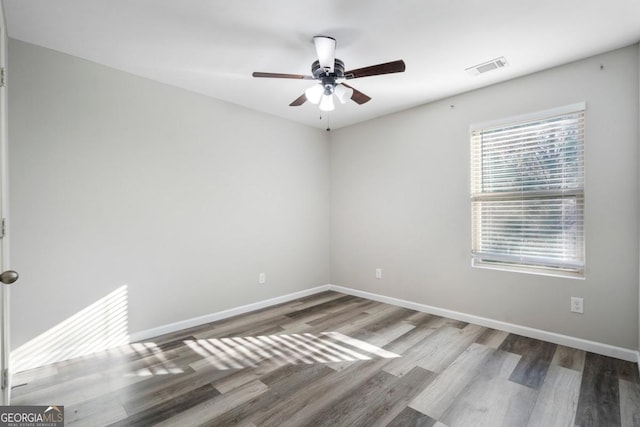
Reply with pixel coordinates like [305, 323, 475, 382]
[466, 57, 508, 76]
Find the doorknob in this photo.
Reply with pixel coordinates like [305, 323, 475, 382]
[0, 270, 18, 284]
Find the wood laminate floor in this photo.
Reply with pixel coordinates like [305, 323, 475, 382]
[10, 291, 640, 426]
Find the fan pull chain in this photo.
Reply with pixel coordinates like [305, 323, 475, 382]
[319, 111, 331, 131]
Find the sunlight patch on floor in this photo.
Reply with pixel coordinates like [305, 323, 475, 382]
[184, 332, 400, 370]
[124, 342, 184, 376]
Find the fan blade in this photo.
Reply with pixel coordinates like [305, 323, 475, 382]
[344, 60, 406, 79]
[341, 83, 371, 104]
[289, 93, 307, 106]
[313, 36, 336, 73]
[252, 72, 314, 80]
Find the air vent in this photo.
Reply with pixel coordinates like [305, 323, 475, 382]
[466, 57, 508, 76]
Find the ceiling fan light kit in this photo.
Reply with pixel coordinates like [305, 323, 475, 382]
[319, 94, 335, 112]
[334, 84, 354, 104]
[252, 35, 406, 113]
[304, 84, 324, 104]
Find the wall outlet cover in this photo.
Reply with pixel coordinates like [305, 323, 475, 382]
[570, 297, 584, 314]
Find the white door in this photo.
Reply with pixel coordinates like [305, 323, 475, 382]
[0, 2, 18, 405]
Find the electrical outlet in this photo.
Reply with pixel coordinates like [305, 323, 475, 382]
[259, 273, 266, 284]
[375, 268, 382, 279]
[570, 297, 583, 314]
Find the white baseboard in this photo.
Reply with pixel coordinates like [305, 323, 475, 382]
[17, 283, 636, 374]
[326, 284, 639, 363]
[128, 285, 332, 343]
[130, 283, 637, 363]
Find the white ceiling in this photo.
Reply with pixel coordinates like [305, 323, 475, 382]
[3, 1, 640, 130]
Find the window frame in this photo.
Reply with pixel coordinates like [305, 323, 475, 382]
[470, 103, 586, 279]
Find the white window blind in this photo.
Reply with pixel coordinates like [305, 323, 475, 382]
[471, 104, 585, 277]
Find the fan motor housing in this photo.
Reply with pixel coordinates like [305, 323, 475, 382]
[311, 59, 345, 79]
[312, 59, 345, 94]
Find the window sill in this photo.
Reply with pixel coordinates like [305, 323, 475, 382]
[472, 259, 585, 280]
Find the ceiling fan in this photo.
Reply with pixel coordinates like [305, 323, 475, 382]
[252, 36, 406, 112]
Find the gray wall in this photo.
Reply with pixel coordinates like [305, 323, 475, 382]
[330, 45, 640, 350]
[8, 40, 330, 350]
[7, 37, 640, 365]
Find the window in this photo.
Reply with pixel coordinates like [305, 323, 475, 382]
[470, 103, 585, 278]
